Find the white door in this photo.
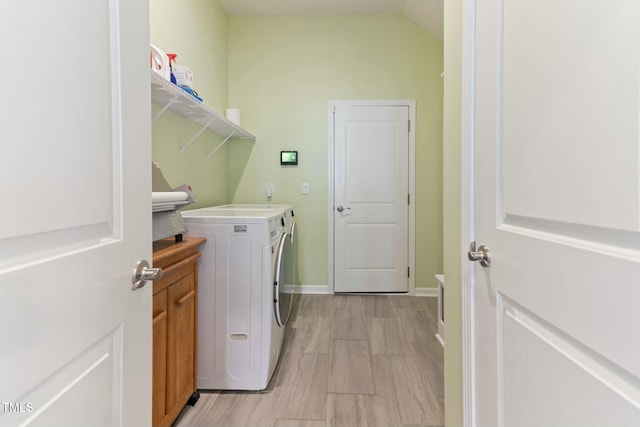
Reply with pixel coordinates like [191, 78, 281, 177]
[0, 1, 151, 426]
[472, 0, 640, 425]
[332, 102, 412, 293]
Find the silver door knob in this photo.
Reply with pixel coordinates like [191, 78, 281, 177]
[468, 241, 490, 267]
[336, 206, 351, 213]
[132, 260, 163, 290]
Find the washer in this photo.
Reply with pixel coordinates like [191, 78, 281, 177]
[212, 204, 295, 234]
[207, 204, 297, 327]
[181, 206, 293, 390]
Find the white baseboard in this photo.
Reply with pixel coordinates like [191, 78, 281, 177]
[285, 285, 331, 295]
[285, 285, 438, 296]
[436, 333, 445, 348]
[414, 287, 438, 297]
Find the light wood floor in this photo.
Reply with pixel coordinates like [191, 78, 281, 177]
[174, 294, 444, 427]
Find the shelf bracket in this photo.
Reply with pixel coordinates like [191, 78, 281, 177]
[206, 130, 236, 159]
[152, 93, 181, 122]
[179, 117, 217, 154]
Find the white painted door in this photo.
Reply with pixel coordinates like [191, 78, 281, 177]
[472, 0, 640, 425]
[332, 102, 411, 293]
[0, 1, 151, 426]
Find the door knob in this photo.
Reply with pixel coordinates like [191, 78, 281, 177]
[336, 206, 351, 213]
[468, 241, 490, 267]
[132, 260, 163, 290]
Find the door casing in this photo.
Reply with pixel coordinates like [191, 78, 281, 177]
[461, 0, 478, 424]
[328, 100, 416, 294]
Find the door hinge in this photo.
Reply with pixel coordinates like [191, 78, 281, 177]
[407, 266, 410, 278]
[408, 120, 411, 132]
[408, 193, 410, 205]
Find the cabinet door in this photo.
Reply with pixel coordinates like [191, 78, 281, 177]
[167, 272, 196, 410]
[152, 290, 168, 427]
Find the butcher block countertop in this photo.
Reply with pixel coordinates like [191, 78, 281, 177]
[152, 237, 206, 295]
[152, 237, 206, 269]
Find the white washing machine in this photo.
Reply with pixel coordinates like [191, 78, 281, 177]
[212, 204, 295, 235]
[181, 205, 295, 391]
[208, 204, 297, 315]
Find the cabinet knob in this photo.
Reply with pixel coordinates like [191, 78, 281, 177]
[132, 260, 163, 290]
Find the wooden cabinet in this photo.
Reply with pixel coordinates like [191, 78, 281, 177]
[152, 237, 206, 427]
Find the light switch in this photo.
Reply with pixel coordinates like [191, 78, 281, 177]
[301, 182, 310, 195]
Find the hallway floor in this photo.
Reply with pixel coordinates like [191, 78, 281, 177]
[174, 294, 444, 427]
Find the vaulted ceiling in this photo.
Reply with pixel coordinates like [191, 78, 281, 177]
[219, 0, 444, 41]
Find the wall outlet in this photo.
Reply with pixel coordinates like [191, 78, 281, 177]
[266, 182, 274, 197]
[301, 182, 310, 195]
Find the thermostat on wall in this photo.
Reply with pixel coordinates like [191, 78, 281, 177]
[280, 151, 298, 166]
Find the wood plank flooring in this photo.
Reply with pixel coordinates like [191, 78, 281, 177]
[174, 294, 444, 427]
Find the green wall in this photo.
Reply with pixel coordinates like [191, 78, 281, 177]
[227, 14, 444, 290]
[149, 0, 231, 208]
[443, 0, 464, 425]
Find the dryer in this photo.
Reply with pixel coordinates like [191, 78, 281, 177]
[181, 206, 293, 390]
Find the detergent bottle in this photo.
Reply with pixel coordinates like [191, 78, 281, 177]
[167, 53, 177, 84]
[150, 44, 170, 81]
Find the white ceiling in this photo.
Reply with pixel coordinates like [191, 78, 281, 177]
[219, 0, 443, 41]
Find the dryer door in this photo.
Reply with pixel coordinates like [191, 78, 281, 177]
[274, 231, 293, 327]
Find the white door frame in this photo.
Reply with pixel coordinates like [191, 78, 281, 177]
[328, 100, 416, 294]
[461, 0, 478, 425]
